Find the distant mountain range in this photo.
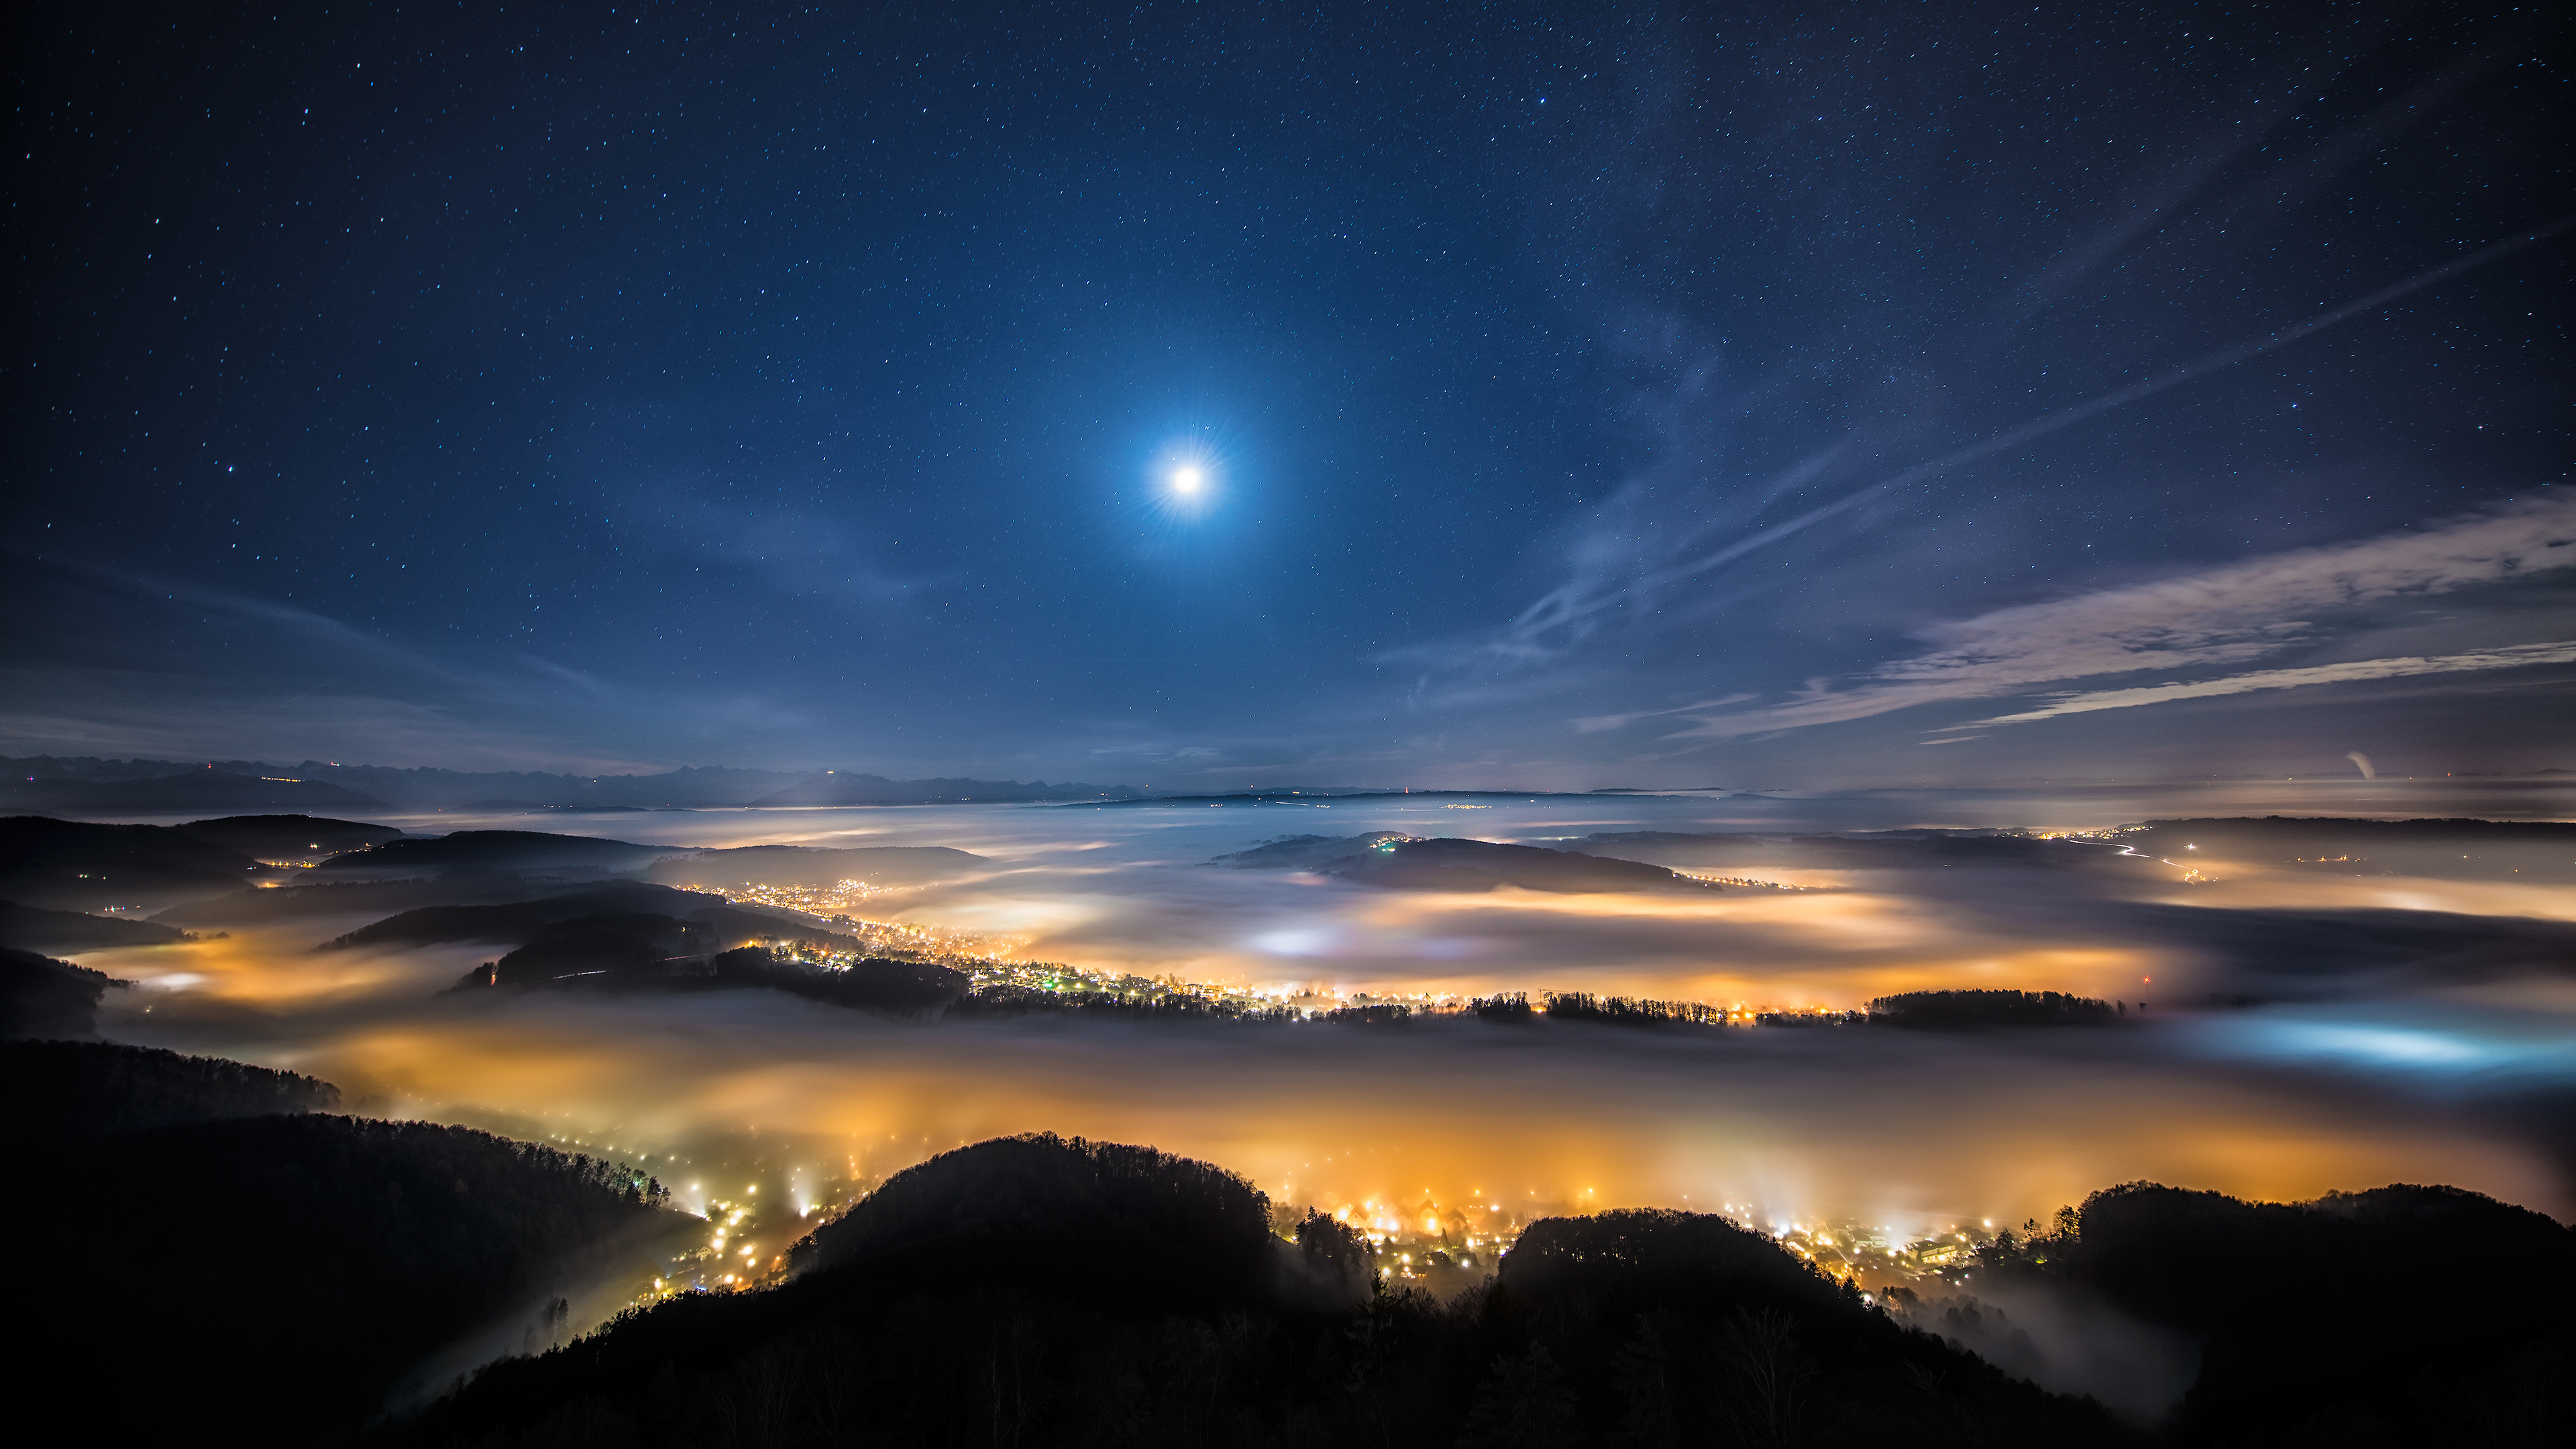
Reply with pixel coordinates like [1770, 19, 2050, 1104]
[748, 771, 1143, 806]
[0, 757, 1148, 813]
[0, 756, 1763, 815]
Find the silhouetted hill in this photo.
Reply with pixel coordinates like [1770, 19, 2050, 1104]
[0, 1038, 337, 1140]
[1994, 1180, 2576, 1444]
[1214, 830, 1416, 868]
[0, 945, 125, 1039]
[0, 898, 192, 952]
[750, 770, 1145, 806]
[2126, 816, 2576, 883]
[176, 812, 404, 859]
[453, 938, 962, 1016]
[0, 767, 392, 814]
[796, 1134, 1284, 1304]
[700, 947, 969, 1012]
[417, 1135, 2121, 1448]
[1538, 990, 1727, 1028]
[644, 842, 990, 887]
[27, 1113, 678, 1442]
[487, 926, 682, 982]
[1578, 828, 2145, 872]
[319, 881, 728, 949]
[0, 814, 267, 910]
[462, 910, 863, 987]
[1491, 1208, 2112, 1445]
[4, 1034, 686, 1444]
[415, 1150, 2576, 1448]
[314, 829, 669, 877]
[1869, 989, 2125, 1028]
[151, 873, 580, 926]
[1216, 833, 1718, 893]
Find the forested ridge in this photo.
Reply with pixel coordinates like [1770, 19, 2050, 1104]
[407, 1134, 2116, 1449]
[3, 1031, 680, 1444]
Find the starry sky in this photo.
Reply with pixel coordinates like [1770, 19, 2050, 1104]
[9, 1, 2571, 786]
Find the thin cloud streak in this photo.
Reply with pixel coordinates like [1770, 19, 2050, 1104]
[1962, 642, 2576, 727]
[1590, 215, 2576, 639]
[1654, 495, 2576, 741]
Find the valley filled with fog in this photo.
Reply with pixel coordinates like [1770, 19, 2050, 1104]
[72, 778, 2576, 1295]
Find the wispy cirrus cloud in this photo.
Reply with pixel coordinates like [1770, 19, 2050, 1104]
[1640, 494, 2576, 741]
[1963, 641, 2576, 727]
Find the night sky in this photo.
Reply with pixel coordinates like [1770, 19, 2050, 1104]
[10, 1, 2571, 785]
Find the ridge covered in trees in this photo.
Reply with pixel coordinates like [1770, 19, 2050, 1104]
[410, 1134, 2116, 1448]
[5, 1035, 684, 1444]
[1214, 834, 1723, 894]
[0, 944, 124, 1039]
[1868, 989, 2125, 1028]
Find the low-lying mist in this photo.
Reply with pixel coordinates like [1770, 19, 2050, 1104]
[75, 778, 2555, 1217]
[61, 781, 2576, 1374]
[35, 778, 2555, 1413]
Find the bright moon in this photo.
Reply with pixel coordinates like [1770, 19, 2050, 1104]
[1171, 466, 1204, 495]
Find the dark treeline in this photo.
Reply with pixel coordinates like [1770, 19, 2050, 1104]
[1320, 1002, 1411, 1026]
[400, 1134, 2113, 1449]
[394, 1141, 2576, 1448]
[1971, 1181, 2576, 1444]
[0, 944, 123, 1038]
[1465, 991, 1726, 1028]
[157, 873, 586, 927]
[321, 882, 731, 949]
[1214, 834, 1722, 894]
[1869, 989, 2125, 1028]
[451, 942, 971, 1016]
[2125, 816, 2576, 883]
[8, 916, 2569, 1449]
[452, 943, 2143, 1042]
[0, 812, 269, 910]
[431, 922, 2155, 1044]
[1544, 992, 1727, 1028]
[317, 829, 671, 876]
[1574, 828, 2141, 874]
[714, 947, 969, 1014]
[954, 983, 1305, 1024]
[0, 896, 195, 951]
[1, 1036, 337, 1138]
[7, 1038, 682, 1444]
[644, 843, 990, 888]
[3, 943, 684, 1442]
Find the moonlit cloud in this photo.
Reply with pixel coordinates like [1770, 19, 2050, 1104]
[1648, 495, 2576, 741]
[1960, 642, 2576, 727]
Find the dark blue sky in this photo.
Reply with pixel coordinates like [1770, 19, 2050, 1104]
[10, 1, 2571, 786]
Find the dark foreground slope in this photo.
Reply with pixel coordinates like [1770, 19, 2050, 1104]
[409, 1135, 2112, 1449]
[0, 814, 268, 910]
[3, 1040, 683, 1445]
[1989, 1181, 2576, 1445]
[1, 959, 687, 1445]
[0, 944, 125, 1038]
[409, 1139, 2576, 1448]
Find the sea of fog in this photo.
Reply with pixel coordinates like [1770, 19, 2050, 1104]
[71, 777, 2576, 1337]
